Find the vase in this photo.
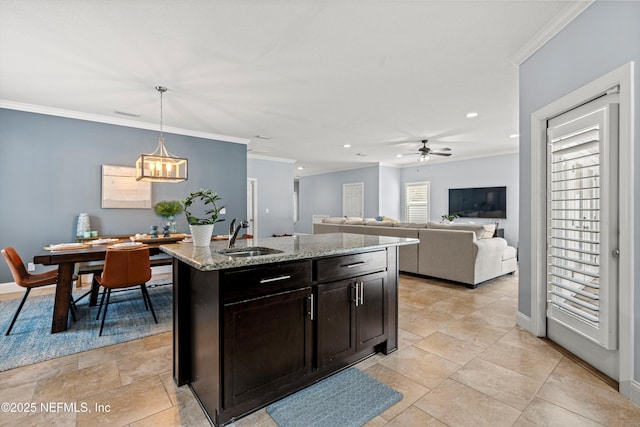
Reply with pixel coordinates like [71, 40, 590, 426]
[190, 224, 214, 247]
[166, 216, 178, 233]
[76, 213, 91, 237]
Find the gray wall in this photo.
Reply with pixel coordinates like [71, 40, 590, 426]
[0, 108, 247, 282]
[379, 165, 402, 220]
[247, 157, 295, 238]
[297, 165, 380, 234]
[296, 155, 519, 242]
[518, 1, 640, 380]
[401, 153, 519, 246]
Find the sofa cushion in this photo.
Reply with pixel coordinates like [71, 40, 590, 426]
[345, 219, 365, 225]
[394, 222, 427, 228]
[427, 222, 485, 239]
[365, 220, 394, 226]
[322, 217, 346, 224]
[502, 246, 517, 261]
[480, 224, 496, 239]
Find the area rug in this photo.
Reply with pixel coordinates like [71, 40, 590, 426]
[0, 283, 172, 372]
[266, 367, 402, 427]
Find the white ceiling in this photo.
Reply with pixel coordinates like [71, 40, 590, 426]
[0, 1, 590, 176]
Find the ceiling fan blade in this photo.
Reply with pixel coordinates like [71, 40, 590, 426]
[430, 152, 452, 156]
[433, 147, 452, 152]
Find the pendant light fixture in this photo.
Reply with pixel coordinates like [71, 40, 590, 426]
[136, 86, 188, 182]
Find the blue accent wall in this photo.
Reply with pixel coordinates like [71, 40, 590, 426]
[0, 108, 246, 282]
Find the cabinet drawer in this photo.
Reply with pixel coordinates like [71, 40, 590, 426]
[315, 250, 386, 283]
[222, 260, 312, 303]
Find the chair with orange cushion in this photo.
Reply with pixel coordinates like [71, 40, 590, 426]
[93, 246, 156, 336]
[1, 247, 77, 336]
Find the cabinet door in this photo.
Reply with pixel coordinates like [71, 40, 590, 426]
[223, 288, 312, 409]
[316, 279, 356, 367]
[357, 272, 387, 348]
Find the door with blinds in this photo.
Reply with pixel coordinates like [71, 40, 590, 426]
[546, 93, 619, 379]
[343, 183, 364, 218]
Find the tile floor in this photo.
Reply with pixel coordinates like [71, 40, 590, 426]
[1, 273, 640, 426]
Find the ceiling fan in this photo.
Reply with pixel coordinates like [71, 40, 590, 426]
[402, 140, 452, 162]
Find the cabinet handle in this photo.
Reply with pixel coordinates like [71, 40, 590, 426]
[259, 275, 291, 284]
[344, 261, 367, 268]
[354, 282, 359, 306]
[360, 281, 364, 305]
[309, 294, 314, 320]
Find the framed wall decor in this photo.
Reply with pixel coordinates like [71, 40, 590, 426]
[101, 164, 152, 209]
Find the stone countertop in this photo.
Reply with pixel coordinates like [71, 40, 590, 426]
[160, 232, 418, 272]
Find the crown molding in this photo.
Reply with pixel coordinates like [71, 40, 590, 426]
[247, 153, 296, 163]
[509, 0, 595, 66]
[0, 100, 250, 145]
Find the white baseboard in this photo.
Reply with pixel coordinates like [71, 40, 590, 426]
[620, 380, 640, 407]
[516, 311, 534, 333]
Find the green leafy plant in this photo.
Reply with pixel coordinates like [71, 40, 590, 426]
[183, 189, 226, 225]
[441, 214, 460, 222]
[154, 200, 183, 218]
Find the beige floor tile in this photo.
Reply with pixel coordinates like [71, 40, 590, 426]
[117, 344, 172, 385]
[398, 310, 440, 338]
[550, 356, 617, 392]
[364, 363, 430, 420]
[537, 363, 640, 426]
[514, 397, 604, 427]
[0, 352, 78, 388]
[77, 338, 147, 370]
[414, 331, 484, 365]
[0, 406, 76, 427]
[384, 406, 447, 426]
[451, 357, 542, 410]
[463, 308, 516, 333]
[75, 375, 173, 426]
[415, 378, 521, 427]
[233, 408, 278, 427]
[130, 391, 211, 427]
[397, 327, 423, 349]
[440, 318, 507, 348]
[479, 340, 562, 382]
[32, 360, 122, 402]
[400, 288, 454, 310]
[378, 346, 460, 389]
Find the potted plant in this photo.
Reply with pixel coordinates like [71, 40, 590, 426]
[154, 200, 183, 233]
[183, 189, 226, 246]
[441, 214, 459, 223]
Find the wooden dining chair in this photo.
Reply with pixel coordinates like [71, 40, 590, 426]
[93, 246, 156, 336]
[1, 247, 77, 336]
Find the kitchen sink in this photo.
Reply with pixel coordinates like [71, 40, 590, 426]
[218, 247, 284, 257]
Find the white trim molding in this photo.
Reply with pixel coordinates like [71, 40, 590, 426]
[516, 311, 533, 333]
[529, 62, 634, 397]
[0, 100, 250, 145]
[509, 1, 594, 66]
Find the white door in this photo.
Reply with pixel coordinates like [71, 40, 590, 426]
[247, 178, 257, 237]
[546, 93, 620, 379]
[343, 182, 364, 218]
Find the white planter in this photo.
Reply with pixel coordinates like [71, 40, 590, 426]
[189, 224, 214, 247]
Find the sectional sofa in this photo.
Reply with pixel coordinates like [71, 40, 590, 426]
[313, 218, 517, 288]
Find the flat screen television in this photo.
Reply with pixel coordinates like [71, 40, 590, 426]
[449, 186, 507, 219]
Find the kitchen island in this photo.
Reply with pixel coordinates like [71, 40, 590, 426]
[161, 233, 418, 426]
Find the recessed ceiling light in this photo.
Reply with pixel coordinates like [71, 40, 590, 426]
[297, 166, 304, 170]
[465, 112, 478, 118]
[343, 144, 351, 148]
[510, 134, 519, 138]
[256, 134, 271, 140]
[395, 154, 403, 158]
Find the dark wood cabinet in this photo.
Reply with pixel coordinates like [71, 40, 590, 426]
[317, 270, 387, 368]
[174, 247, 400, 426]
[223, 287, 313, 408]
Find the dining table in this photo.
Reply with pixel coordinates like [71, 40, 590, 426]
[33, 238, 179, 333]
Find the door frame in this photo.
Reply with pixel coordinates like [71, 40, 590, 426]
[526, 62, 634, 398]
[247, 177, 258, 237]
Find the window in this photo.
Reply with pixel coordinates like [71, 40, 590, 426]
[405, 182, 430, 223]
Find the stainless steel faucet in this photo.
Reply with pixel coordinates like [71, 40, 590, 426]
[228, 218, 242, 248]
